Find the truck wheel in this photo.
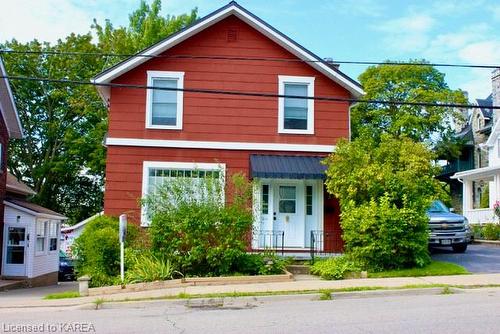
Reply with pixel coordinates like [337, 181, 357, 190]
[452, 243, 467, 253]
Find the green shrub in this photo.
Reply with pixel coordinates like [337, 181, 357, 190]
[471, 224, 483, 239]
[126, 252, 178, 283]
[483, 223, 500, 240]
[310, 256, 361, 280]
[146, 173, 255, 277]
[73, 215, 141, 287]
[324, 135, 442, 271]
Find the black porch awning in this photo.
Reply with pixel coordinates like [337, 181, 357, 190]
[250, 155, 327, 179]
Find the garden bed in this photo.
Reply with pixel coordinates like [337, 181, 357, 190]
[87, 271, 293, 296]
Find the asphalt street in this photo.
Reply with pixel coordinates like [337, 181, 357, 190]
[0, 288, 499, 334]
[431, 244, 500, 273]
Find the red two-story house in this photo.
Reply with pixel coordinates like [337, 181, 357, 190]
[93, 2, 363, 254]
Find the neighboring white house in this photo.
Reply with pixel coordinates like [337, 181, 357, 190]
[452, 69, 500, 224]
[2, 173, 67, 286]
[60, 212, 102, 257]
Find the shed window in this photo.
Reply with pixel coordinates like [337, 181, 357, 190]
[36, 220, 47, 253]
[48, 222, 58, 251]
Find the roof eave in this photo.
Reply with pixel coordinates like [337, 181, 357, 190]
[92, 2, 363, 99]
[0, 58, 24, 139]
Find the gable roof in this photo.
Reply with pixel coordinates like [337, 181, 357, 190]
[5, 198, 67, 220]
[0, 58, 23, 139]
[476, 94, 493, 119]
[6, 172, 37, 196]
[92, 1, 364, 101]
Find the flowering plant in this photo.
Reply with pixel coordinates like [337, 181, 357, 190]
[494, 201, 500, 220]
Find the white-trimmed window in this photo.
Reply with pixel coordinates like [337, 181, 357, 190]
[141, 161, 226, 226]
[278, 75, 315, 134]
[48, 221, 58, 252]
[146, 71, 184, 129]
[36, 220, 47, 254]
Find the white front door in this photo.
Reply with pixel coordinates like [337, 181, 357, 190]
[2, 225, 27, 277]
[273, 183, 305, 248]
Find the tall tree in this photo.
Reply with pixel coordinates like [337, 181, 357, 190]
[1, 0, 198, 223]
[351, 60, 467, 145]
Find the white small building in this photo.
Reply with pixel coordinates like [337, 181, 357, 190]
[61, 212, 102, 257]
[452, 69, 500, 224]
[1, 174, 67, 286]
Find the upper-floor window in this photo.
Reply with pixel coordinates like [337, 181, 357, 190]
[146, 71, 184, 130]
[278, 75, 315, 134]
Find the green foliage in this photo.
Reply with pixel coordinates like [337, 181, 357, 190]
[126, 252, 178, 284]
[324, 134, 443, 270]
[310, 256, 361, 280]
[482, 223, 500, 240]
[43, 291, 81, 300]
[1, 1, 198, 223]
[92, 0, 197, 64]
[2, 36, 107, 224]
[73, 215, 140, 287]
[146, 172, 280, 277]
[351, 60, 466, 145]
[368, 261, 469, 278]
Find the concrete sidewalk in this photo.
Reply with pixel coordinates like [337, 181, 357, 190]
[1, 273, 500, 309]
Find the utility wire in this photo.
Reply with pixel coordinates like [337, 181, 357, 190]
[1, 49, 499, 70]
[1, 75, 498, 110]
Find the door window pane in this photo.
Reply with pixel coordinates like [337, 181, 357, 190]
[306, 185, 313, 215]
[279, 186, 296, 213]
[261, 184, 269, 214]
[284, 84, 308, 130]
[7, 227, 25, 264]
[151, 78, 178, 126]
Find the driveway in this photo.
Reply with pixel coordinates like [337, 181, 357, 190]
[431, 244, 500, 273]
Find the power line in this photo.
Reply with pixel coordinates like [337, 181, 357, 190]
[1, 74, 498, 110]
[1, 49, 499, 70]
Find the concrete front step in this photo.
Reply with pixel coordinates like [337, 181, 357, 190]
[286, 265, 310, 275]
[0, 279, 26, 292]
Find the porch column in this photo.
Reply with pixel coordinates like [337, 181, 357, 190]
[463, 179, 472, 213]
[494, 174, 500, 206]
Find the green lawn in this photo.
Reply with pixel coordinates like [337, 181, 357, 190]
[368, 261, 469, 278]
[43, 291, 81, 300]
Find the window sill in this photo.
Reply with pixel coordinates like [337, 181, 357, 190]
[278, 129, 314, 135]
[146, 124, 183, 130]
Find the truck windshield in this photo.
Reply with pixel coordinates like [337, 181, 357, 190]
[428, 200, 449, 213]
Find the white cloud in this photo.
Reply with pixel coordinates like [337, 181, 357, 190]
[375, 14, 435, 52]
[0, 0, 139, 44]
[377, 14, 434, 33]
[458, 40, 500, 64]
[460, 69, 495, 100]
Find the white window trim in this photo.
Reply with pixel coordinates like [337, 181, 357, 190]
[278, 75, 315, 135]
[141, 161, 226, 226]
[145, 71, 184, 130]
[48, 221, 59, 253]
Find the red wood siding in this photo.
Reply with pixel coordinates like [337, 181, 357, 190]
[323, 193, 343, 253]
[104, 145, 328, 223]
[0, 112, 9, 273]
[108, 15, 350, 145]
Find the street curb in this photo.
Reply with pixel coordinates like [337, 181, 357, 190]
[96, 286, 465, 310]
[473, 240, 500, 247]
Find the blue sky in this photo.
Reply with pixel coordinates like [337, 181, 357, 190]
[1, 0, 499, 99]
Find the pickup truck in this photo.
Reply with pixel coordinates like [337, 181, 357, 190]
[427, 200, 471, 253]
